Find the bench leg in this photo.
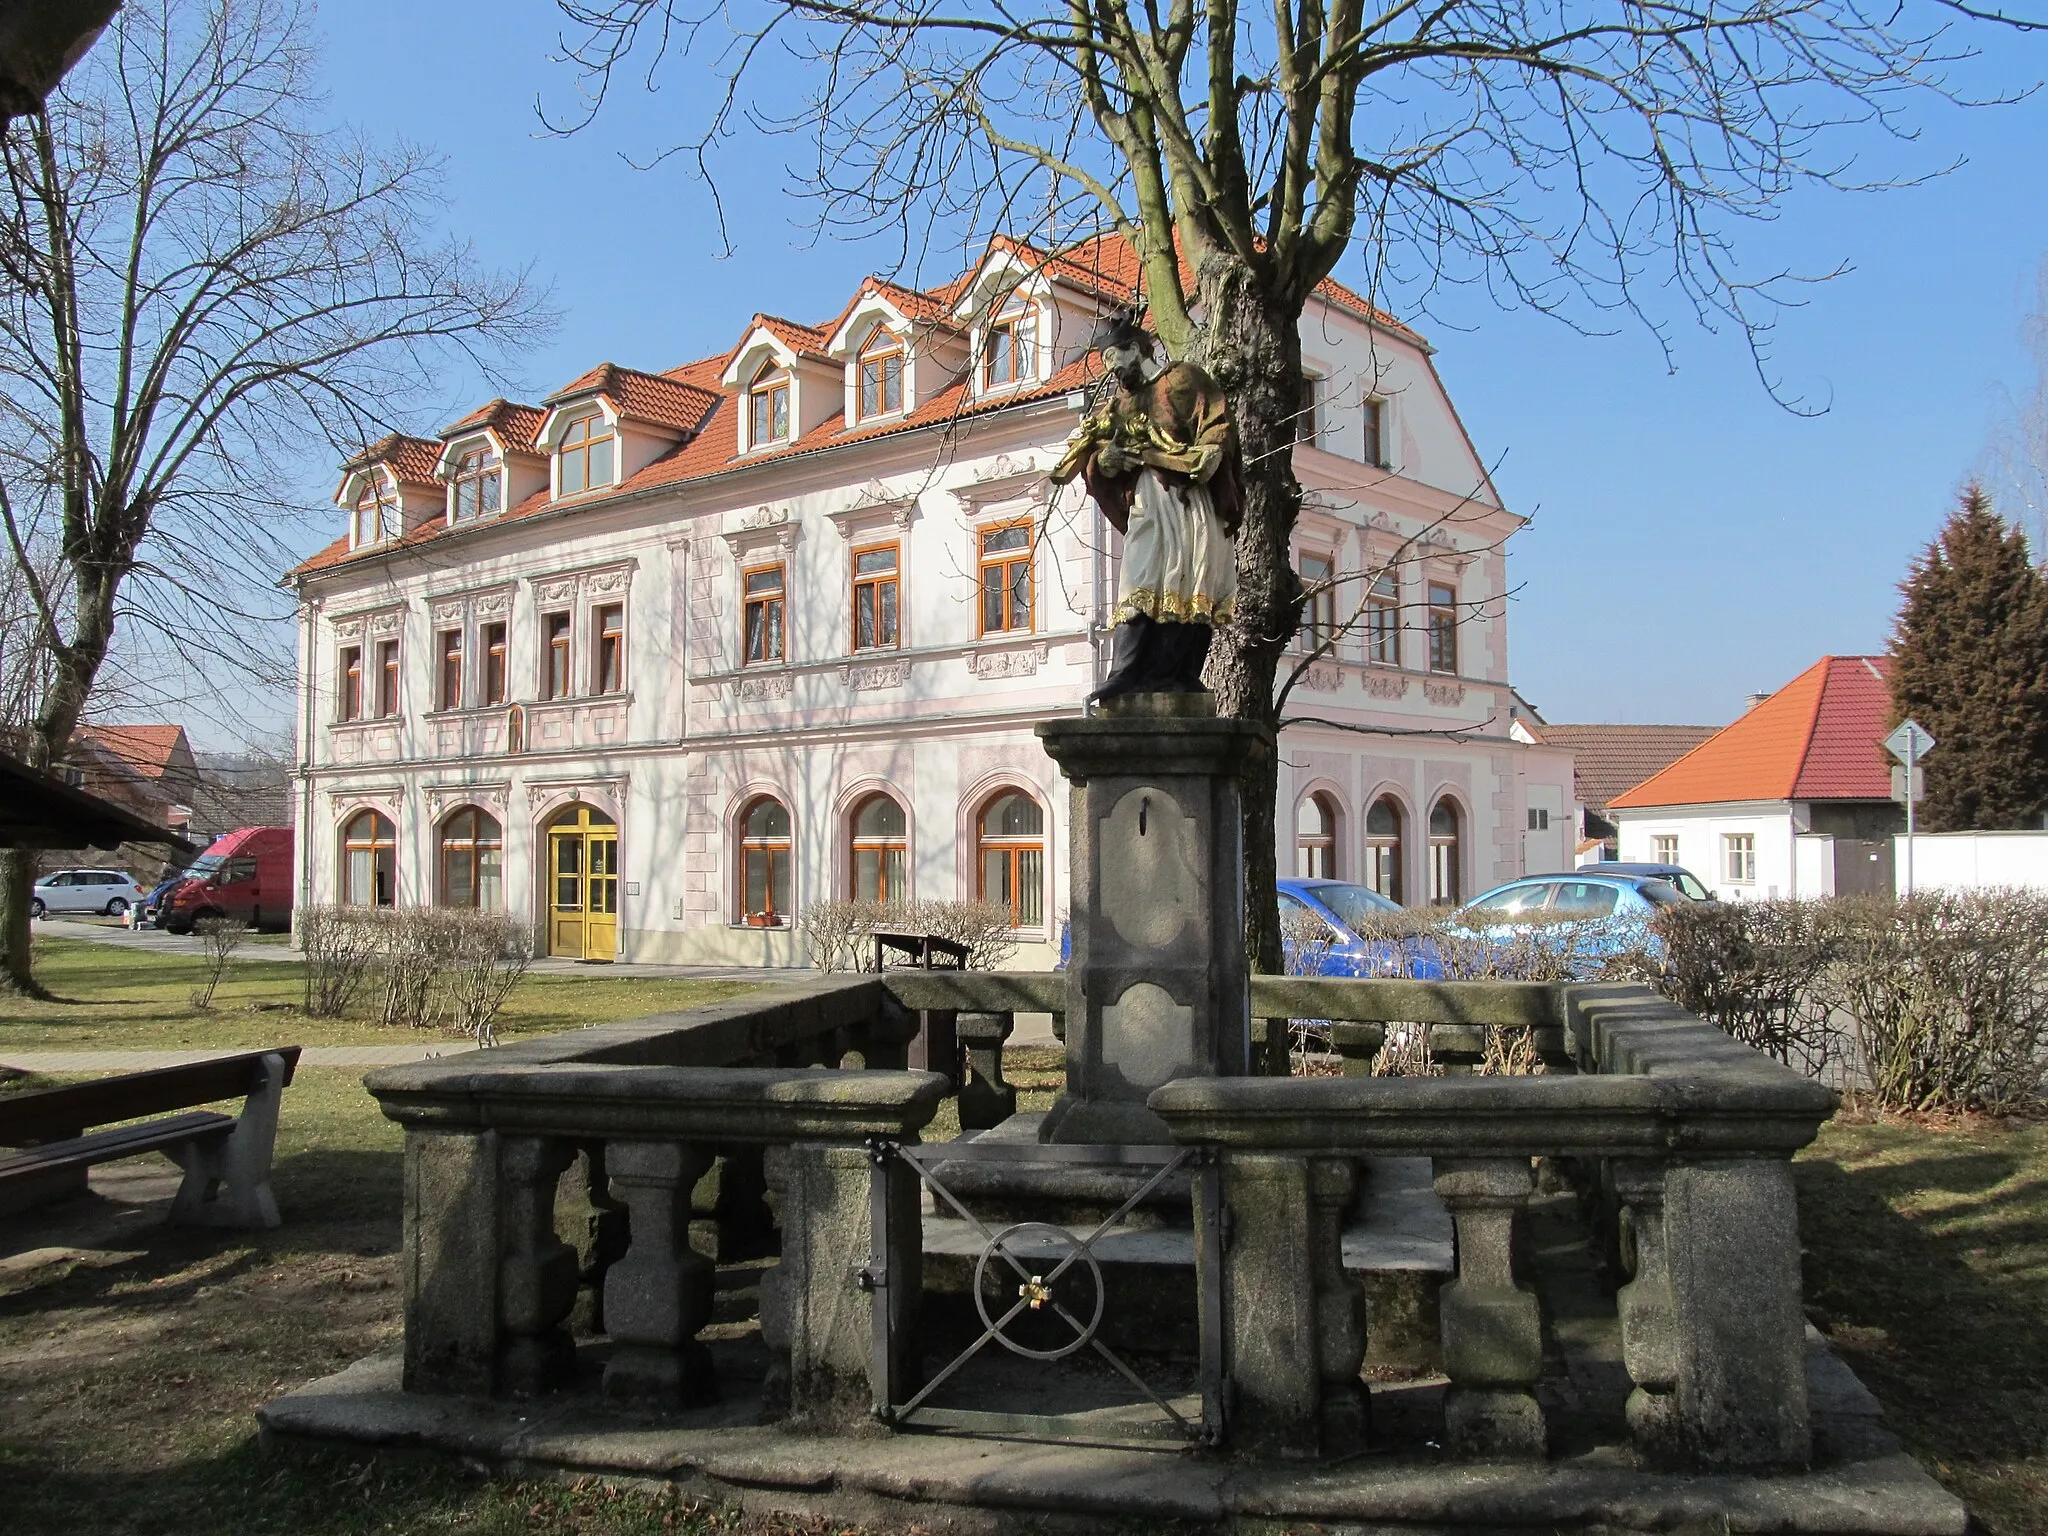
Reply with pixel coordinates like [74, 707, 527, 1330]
[170, 1051, 286, 1229]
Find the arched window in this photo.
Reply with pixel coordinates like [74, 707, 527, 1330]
[450, 445, 502, 522]
[977, 791, 1044, 928]
[556, 410, 615, 495]
[439, 808, 504, 909]
[1365, 796, 1405, 904]
[748, 363, 791, 447]
[351, 476, 399, 548]
[857, 326, 905, 420]
[738, 795, 793, 926]
[1296, 793, 1338, 879]
[850, 794, 908, 905]
[1429, 798, 1462, 906]
[341, 810, 396, 907]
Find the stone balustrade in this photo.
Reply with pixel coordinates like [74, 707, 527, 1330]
[1148, 980, 1838, 1470]
[363, 971, 1833, 1474]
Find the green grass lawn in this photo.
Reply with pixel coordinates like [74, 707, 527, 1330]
[1, 1008, 2041, 1532]
[1795, 1110, 2048, 1536]
[0, 938, 759, 1050]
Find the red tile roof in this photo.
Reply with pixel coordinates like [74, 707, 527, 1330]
[73, 724, 190, 781]
[342, 433, 442, 489]
[543, 363, 721, 435]
[1609, 657, 1896, 809]
[441, 398, 547, 454]
[1525, 723, 1722, 812]
[295, 230, 1425, 579]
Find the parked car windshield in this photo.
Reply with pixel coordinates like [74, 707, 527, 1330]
[1461, 882, 1554, 925]
[1665, 871, 1710, 901]
[1311, 883, 1400, 933]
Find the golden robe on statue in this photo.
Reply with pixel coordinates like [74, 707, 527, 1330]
[1052, 358, 1245, 628]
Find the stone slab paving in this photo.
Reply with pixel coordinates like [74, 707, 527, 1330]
[261, 1349, 1967, 1535]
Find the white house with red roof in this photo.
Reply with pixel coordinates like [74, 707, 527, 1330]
[1606, 656, 1905, 900]
[288, 234, 1575, 964]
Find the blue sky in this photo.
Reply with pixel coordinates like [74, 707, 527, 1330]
[295, 0, 2048, 732]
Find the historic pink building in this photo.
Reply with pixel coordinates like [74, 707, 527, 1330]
[288, 235, 1575, 965]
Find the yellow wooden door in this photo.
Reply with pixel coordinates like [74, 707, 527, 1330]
[585, 831, 618, 959]
[547, 827, 585, 958]
[546, 807, 619, 961]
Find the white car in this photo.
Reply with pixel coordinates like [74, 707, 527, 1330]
[31, 868, 148, 919]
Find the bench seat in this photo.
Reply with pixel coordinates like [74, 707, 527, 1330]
[0, 1049, 298, 1228]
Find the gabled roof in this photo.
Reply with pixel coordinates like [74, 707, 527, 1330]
[1609, 657, 1896, 810]
[1525, 723, 1721, 813]
[72, 724, 190, 782]
[442, 398, 547, 454]
[543, 363, 721, 435]
[342, 433, 442, 489]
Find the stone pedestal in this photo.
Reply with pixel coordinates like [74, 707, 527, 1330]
[1036, 694, 1267, 1144]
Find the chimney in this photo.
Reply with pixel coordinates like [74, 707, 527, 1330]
[1744, 691, 1773, 712]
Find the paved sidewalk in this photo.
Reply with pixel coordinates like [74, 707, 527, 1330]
[0, 1043, 483, 1072]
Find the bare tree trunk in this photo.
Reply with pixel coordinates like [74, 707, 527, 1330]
[0, 847, 38, 995]
[1191, 262, 1304, 1033]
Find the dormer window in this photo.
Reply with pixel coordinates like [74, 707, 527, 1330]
[556, 410, 614, 496]
[983, 301, 1037, 390]
[748, 363, 791, 448]
[351, 478, 399, 547]
[450, 446, 502, 522]
[857, 327, 904, 420]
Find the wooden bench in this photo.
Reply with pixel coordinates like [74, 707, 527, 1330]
[0, 1047, 301, 1227]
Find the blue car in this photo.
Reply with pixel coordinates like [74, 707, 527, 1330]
[1452, 872, 1682, 976]
[1276, 877, 1443, 978]
[1057, 877, 1437, 978]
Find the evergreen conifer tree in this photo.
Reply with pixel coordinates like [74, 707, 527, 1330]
[1887, 486, 2048, 831]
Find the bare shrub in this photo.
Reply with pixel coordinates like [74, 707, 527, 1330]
[1278, 899, 1341, 1071]
[1654, 898, 1841, 1074]
[188, 917, 247, 1010]
[444, 910, 534, 1046]
[805, 898, 1025, 973]
[903, 899, 1021, 971]
[374, 909, 465, 1031]
[1827, 890, 2048, 1114]
[299, 904, 381, 1018]
[800, 898, 888, 973]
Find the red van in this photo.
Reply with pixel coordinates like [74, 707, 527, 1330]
[159, 826, 294, 934]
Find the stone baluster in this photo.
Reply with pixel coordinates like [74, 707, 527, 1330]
[710, 1145, 777, 1263]
[758, 1145, 793, 1417]
[1611, 1159, 1681, 1462]
[1432, 1157, 1545, 1457]
[1310, 1157, 1368, 1454]
[957, 1011, 1017, 1130]
[563, 1142, 629, 1336]
[865, 992, 919, 1071]
[1217, 1151, 1361, 1458]
[496, 1135, 580, 1396]
[602, 1140, 717, 1407]
[1428, 1024, 1487, 1076]
[1329, 1022, 1385, 1077]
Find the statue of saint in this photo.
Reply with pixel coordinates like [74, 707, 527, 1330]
[1051, 310, 1243, 702]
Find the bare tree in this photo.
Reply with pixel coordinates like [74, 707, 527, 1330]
[557, 0, 2009, 974]
[0, 0, 549, 994]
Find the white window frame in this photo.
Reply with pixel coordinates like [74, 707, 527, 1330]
[1654, 834, 1680, 865]
[1723, 833, 1756, 885]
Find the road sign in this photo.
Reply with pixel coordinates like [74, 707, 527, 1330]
[1890, 765, 1925, 804]
[1884, 719, 1935, 766]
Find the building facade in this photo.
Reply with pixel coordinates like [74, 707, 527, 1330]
[289, 236, 1575, 965]
[1608, 656, 1904, 900]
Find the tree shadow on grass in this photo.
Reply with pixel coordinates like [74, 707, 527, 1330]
[1795, 1136, 2048, 1535]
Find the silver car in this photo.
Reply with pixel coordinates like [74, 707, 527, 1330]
[31, 868, 147, 919]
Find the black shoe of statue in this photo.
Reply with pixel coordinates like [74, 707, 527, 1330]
[1087, 615, 1156, 704]
[1168, 621, 1215, 692]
